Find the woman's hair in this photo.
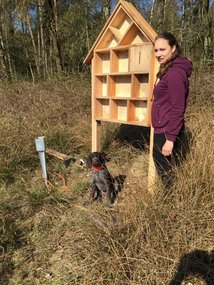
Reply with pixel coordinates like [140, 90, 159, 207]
[155, 32, 182, 79]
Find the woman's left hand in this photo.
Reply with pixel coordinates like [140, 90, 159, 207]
[162, 140, 174, 156]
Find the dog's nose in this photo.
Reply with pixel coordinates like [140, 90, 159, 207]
[92, 157, 99, 161]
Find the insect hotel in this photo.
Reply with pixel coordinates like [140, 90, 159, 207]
[84, 0, 159, 189]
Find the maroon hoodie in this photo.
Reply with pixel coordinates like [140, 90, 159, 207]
[151, 57, 192, 141]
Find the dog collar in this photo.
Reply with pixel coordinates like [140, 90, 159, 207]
[91, 165, 106, 171]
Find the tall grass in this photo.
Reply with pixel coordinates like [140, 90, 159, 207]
[0, 71, 213, 285]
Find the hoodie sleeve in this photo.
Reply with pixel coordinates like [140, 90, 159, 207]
[165, 68, 188, 142]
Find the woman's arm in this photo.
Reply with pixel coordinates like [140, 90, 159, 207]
[165, 68, 187, 142]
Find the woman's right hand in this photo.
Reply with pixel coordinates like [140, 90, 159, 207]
[162, 140, 174, 156]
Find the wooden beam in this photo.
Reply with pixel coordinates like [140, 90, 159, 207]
[148, 127, 156, 193]
[92, 120, 102, 151]
[147, 60, 159, 193]
[46, 148, 76, 167]
[109, 26, 122, 41]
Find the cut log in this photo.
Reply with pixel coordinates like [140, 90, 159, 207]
[46, 148, 76, 167]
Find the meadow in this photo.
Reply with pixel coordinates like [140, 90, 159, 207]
[0, 69, 213, 285]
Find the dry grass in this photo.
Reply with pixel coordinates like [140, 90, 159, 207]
[0, 70, 213, 285]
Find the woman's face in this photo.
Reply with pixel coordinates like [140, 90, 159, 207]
[154, 38, 176, 64]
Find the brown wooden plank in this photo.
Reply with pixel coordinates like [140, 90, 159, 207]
[46, 148, 68, 161]
[147, 60, 160, 193]
[148, 126, 155, 193]
[129, 45, 153, 72]
[92, 57, 101, 151]
[109, 26, 122, 41]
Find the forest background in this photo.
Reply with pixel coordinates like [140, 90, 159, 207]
[0, 1, 214, 285]
[0, 0, 213, 81]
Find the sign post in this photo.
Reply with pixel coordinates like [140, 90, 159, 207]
[35, 136, 48, 185]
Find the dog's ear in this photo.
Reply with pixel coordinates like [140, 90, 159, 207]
[101, 152, 111, 163]
[99, 152, 107, 164]
[86, 153, 93, 169]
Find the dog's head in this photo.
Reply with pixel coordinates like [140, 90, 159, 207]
[86, 152, 110, 169]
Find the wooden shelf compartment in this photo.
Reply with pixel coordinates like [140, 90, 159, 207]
[109, 7, 132, 39]
[128, 100, 148, 125]
[111, 49, 129, 72]
[109, 74, 131, 98]
[94, 51, 110, 73]
[97, 29, 118, 49]
[119, 23, 149, 46]
[94, 75, 108, 97]
[132, 73, 149, 98]
[111, 99, 128, 121]
[94, 98, 110, 119]
[129, 44, 153, 72]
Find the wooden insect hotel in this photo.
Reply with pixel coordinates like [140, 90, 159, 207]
[84, 0, 159, 189]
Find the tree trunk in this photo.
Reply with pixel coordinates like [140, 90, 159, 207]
[102, 0, 111, 23]
[25, 12, 40, 78]
[0, 3, 13, 80]
[150, 0, 155, 24]
[84, 0, 90, 50]
[48, 0, 63, 74]
[38, 0, 47, 78]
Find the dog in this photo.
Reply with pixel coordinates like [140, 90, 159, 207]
[86, 152, 117, 204]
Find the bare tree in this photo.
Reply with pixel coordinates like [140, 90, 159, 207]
[38, 0, 48, 77]
[0, 1, 13, 80]
[48, 0, 63, 74]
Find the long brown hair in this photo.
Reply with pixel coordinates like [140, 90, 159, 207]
[155, 32, 182, 79]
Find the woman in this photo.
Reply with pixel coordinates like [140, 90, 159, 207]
[152, 32, 192, 188]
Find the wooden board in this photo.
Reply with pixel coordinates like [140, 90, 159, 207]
[117, 14, 132, 35]
[115, 75, 131, 97]
[130, 45, 153, 72]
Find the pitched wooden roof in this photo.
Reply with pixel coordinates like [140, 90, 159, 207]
[84, 0, 156, 64]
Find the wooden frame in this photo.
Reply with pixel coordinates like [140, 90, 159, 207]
[84, 0, 159, 191]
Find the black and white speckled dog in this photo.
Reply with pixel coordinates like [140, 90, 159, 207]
[86, 152, 117, 204]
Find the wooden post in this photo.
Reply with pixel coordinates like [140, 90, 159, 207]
[91, 56, 101, 152]
[92, 120, 101, 152]
[147, 60, 159, 193]
[148, 126, 156, 193]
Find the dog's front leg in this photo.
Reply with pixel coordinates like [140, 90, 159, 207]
[91, 183, 102, 202]
[91, 183, 98, 201]
[106, 183, 116, 204]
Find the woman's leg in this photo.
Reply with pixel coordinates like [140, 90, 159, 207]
[173, 127, 188, 166]
[153, 132, 173, 188]
[153, 128, 188, 188]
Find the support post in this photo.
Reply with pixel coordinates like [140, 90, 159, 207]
[147, 58, 159, 193]
[148, 127, 156, 193]
[92, 120, 101, 151]
[91, 55, 102, 152]
[35, 136, 48, 185]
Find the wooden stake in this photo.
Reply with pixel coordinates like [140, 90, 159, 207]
[147, 58, 159, 193]
[91, 56, 102, 152]
[92, 120, 101, 152]
[148, 127, 156, 193]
